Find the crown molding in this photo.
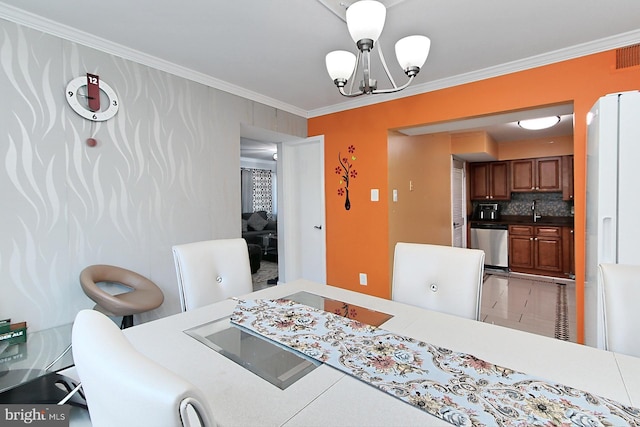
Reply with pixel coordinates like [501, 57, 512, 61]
[307, 29, 640, 118]
[0, 4, 308, 118]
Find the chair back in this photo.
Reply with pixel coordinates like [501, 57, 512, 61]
[72, 310, 215, 427]
[392, 242, 485, 320]
[598, 263, 640, 357]
[172, 238, 253, 311]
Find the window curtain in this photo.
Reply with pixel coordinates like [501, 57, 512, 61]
[252, 169, 273, 217]
[241, 168, 273, 218]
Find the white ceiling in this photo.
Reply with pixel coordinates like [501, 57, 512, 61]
[1, 0, 637, 160]
[1, 0, 639, 120]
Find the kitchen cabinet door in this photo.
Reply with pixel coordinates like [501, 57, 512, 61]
[534, 226, 563, 273]
[510, 159, 535, 192]
[562, 226, 575, 277]
[536, 157, 562, 191]
[510, 157, 561, 192]
[489, 162, 510, 200]
[508, 225, 534, 269]
[470, 163, 490, 200]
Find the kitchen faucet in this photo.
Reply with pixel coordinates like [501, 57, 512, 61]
[532, 199, 542, 222]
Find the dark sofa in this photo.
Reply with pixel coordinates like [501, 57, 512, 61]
[242, 211, 277, 246]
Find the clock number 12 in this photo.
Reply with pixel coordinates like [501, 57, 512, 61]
[87, 73, 101, 112]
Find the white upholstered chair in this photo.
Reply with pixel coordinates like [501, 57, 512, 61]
[392, 242, 485, 320]
[598, 263, 640, 357]
[172, 238, 253, 311]
[72, 309, 215, 427]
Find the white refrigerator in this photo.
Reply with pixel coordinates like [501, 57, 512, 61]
[585, 91, 640, 348]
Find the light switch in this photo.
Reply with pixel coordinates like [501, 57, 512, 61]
[393, 189, 398, 202]
[359, 273, 367, 286]
[371, 189, 379, 201]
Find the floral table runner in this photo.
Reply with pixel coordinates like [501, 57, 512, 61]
[231, 298, 640, 426]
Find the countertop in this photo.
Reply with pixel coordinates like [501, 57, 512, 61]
[469, 215, 574, 227]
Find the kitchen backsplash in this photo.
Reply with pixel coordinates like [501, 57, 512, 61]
[474, 192, 573, 217]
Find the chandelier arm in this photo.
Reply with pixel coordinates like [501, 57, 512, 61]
[376, 42, 398, 89]
[371, 75, 416, 95]
[338, 86, 366, 97]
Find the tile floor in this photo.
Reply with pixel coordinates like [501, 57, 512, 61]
[481, 270, 577, 343]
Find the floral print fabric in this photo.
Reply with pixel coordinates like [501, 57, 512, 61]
[231, 298, 640, 427]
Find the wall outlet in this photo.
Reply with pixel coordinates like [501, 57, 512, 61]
[359, 273, 367, 286]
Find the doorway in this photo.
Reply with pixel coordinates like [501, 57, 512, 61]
[240, 125, 326, 287]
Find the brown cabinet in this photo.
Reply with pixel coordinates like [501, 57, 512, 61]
[470, 162, 510, 200]
[511, 156, 562, 192]
[509, 225, 563, 276]
[562, 226, 575, 277]
[562, 155, 574, 201]
[509, 225, 535, 269]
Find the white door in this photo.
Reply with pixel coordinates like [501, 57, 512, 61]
[451, 158, 466, 247]
[278, 136, 326, 283]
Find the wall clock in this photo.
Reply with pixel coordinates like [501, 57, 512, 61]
[66, 73, 119, 121]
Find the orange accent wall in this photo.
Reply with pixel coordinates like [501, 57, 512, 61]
[309, 50, 640, 344]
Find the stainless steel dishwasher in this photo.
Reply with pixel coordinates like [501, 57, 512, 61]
[470, 222, 509, 269]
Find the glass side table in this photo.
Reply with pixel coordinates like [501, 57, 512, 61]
[0, 323, 74, 394]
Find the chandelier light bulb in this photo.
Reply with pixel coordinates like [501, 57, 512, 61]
[395, 35, 431, 75]
[346, 0, 386, 46]
[326, 50, 357, 84]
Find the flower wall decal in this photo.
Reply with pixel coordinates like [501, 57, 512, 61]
[336, 145, 357, 210]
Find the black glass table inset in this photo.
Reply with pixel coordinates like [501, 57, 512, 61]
[184, 292, 393, 390]
[184, 316, 319, 390]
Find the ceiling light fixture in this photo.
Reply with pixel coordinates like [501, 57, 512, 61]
[325, 0, 431, 97]
[517, 116, 561, 130]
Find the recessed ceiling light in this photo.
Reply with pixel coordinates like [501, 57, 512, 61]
[517, 116, 561, 130]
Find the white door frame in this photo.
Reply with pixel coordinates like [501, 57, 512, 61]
[277, 136, 326, 283]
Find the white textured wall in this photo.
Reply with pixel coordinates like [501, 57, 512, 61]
[0, 19, 306, 331]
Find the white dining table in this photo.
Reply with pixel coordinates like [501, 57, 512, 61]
[123, 279, 640, 426]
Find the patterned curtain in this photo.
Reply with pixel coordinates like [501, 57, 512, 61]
[241, 168, 273, 218]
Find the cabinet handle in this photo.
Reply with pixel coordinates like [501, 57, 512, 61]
[536, 187, 540, 190]
[570, 230, 574, 234]
[531, 187, 535, 190]
[534, 238, 538, 241]
[570, 195, 573, 199]
[530, 237, 533, 241]
[485, 196, 489, 199]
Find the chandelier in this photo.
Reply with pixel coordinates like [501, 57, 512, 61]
[325, 0, 431, 97]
